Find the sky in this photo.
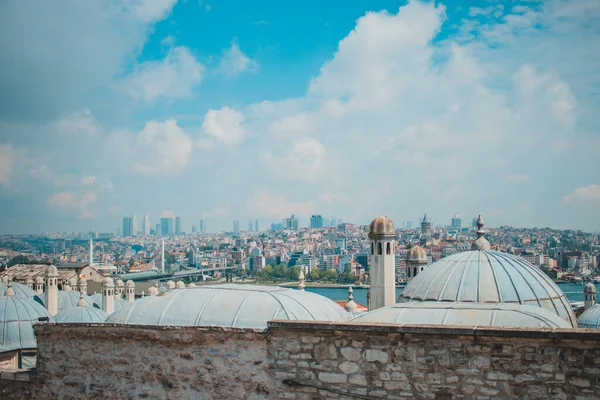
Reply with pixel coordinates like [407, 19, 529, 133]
[0, 0, 599, 234]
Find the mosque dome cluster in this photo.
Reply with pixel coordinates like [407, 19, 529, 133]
[107, 284, 349, 329]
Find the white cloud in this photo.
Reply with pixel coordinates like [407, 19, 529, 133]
[47, 191, 98, 219]
[0, 144, 13, 185]
[123, 46, 204, 102]
[268, 113, 314, 138]
[53, 109, 102, 136]
[133, 120, 192, 174]
[260, 138, 326, 183]
[124, 0, 179, 23]
[201, 107, 245, 145]
[202, 206, 231, 219]
[217, 41, 258, 78]
[245, 190, 315, 219]
[564, 185, 600, 203]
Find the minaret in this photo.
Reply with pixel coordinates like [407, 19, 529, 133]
[89, 237, 94, 267]
[125, 280, 135, 302]
[344, 286, 358, 312]
[34, 277, 44, 294]
[79, 276, 87, 295]
[161, 238, 165, 274]
[116, 279, 125, 298]
[102, 277, 115, 314]
[471, 215, 491, 251]
[45, 265, 59, 316]
[298, 269, 306, 291]
[584, 283, 596, 311]
[368, 216, 396, 310]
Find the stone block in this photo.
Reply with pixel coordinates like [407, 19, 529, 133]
[318, 372, 347, 384]
[340, 347, 361, 362]
[486, 371, 512, 381]
[365, 349, 388, 363]
[339, 361, 359, 375]
[348, 374, 367, 386]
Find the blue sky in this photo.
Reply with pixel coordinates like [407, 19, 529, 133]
[0, 0, 599, 234]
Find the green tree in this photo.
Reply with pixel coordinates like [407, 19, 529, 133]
[309, 268, 321, 281]
[322, 269, 338, 282]
[287, 266, 301, 281]
[8, 255, 30, 267]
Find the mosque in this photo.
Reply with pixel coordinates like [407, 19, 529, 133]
[1, 215, 600, 398]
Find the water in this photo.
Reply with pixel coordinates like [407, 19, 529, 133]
[302, 282, 592, 305]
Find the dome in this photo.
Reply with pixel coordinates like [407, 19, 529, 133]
[351, 302, 571, 329]
[578, 305, 600, 328]
[0, 294, 54, 352]
[116, 279, 124, 287]
[0, 282, 39, 299]
[585, 283, 596, 294]
[369, 216, 395, 237]
[126, 280, 135, 288]
[40, 291, 96, 312]
[406, 245, 428, 264]
[102, 277, 114, 287]
[45, 265, 58, 276]
[35, 276, 44, 284]
[106, 284, 349, 329]
[54, 304, 109, 323]
[400, 250, 576, 327]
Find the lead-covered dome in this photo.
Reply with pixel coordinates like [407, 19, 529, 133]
[54, 302, 109, 323]
[89, 293, 131, 312]
[106, 284, 349, 329]
[0, 282, 40, 299]
[0, 292, 54, 352]
[577, 305, 600, 328]
[40, 291, 96, 312]
[369, 216, 395, 237]
[351, 302, 571, 329]
[400, 250, 576, 327]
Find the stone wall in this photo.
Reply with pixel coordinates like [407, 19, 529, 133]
[32, 323, 270, 399]
[268, 321, 600, 400]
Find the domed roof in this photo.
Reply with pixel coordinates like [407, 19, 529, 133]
[126, 280, 135, 288]
[106, 284, 349, 329]
[400, 250, 576, 327]
[35, 276, 44, 284]
[585, 283, 596, 294]
[40, 291, 96, 312]
[0, 293, 54, 352]
[102, 277, 115, 287]
[351, 302, 571, 329]
[54, 304, 109, 323]
[45, 265, 58, 276]
[0, 282, 39, 299]
[406, 245, 428, 263]
[369, 216, 395, 237]
[577, 305, 600, 328]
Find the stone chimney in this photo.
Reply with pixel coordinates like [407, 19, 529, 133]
[45, 265, 59, 316]
[125, 280, 135, 303]
[102, 277, 115, 314]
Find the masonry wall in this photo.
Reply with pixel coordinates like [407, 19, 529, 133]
[268, 321, 600, 400]
[32, 324, 271, 399]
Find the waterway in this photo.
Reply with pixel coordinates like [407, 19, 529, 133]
[300, 282, 591, 305]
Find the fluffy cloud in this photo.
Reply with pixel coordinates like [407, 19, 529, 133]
[133, 120, 192, 174]
[53, 109, 102, 136]
[202, 107, 245, 145]
[123, 46, 204, 102]
[124, 0, 179, 23]
[245, 190, 315, 219]
[564, 185, 600, 203]
[260, 138, 326, 183]
[217, 41, 258, 78]
[0, 144, 13, 185]
[47, 191, 98, 219]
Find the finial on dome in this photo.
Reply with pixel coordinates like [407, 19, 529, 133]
[298, 269, 305, 291]
[5, 282, 15, 296]
[471, 214, 491, 251]
[344, 286, 357, 312]
[77, 293, 87, 307]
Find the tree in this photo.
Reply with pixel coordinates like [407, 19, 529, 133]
[8, 255, 30, 267]
[309, 268, 321, 281]
[287, 266, 301, 281]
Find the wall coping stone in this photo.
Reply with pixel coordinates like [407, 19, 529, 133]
[267, 320, 600, 341]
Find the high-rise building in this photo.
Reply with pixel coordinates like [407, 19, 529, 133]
[175, 216, 182, 235]
[233, 220, 240, 233]
[406, 221, 413, 229]
[285, 214, 299, 230]
[199, 219, 206, 232]
[156, 223, 161, 235]
[161, 218, 174, 236]
[472, 217, 478, 228]
[130, 214, 138, 237]
[122, 217, 131, 237]
[330, 219, 338, 227]
[192, 225, 197, 233]
[143, 215, 150, 235]
[451, 213, 461, 229]
[255, 219, 259, 232]
[310, 215, 323, 229]
[248, 220, 253, 232]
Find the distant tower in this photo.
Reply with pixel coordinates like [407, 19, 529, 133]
[233, 220, 240, 233]
[89, 237, 94, 267]
[131, 214, 138, 237]
[161, 238, 166, 274]
[175, 216, 182, 236]
[421, 213, 431, 236]
[451, 213, 461, 229]
[248, 220, 253, 232]
[125, 280, 135, 302]
[255, 219, 259, 232]
[368, 216, 396, 310]
[405, 244, 428, 282]
[102, 277, 115, 314]
[45, 265, 59, 316]
[585, 283, 597, 311]
[143, 215, 150, 235]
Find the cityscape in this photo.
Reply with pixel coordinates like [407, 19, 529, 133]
[1, 0, 600, 398]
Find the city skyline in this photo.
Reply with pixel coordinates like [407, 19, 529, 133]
[0, 0, 599, 234]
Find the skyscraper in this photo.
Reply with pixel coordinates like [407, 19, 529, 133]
[143, 215, 150, 235]
[175, 216, 182, 236]
[310, 215, 323, 229]
[285, 214, 299, 230]
[199, 219, 206, 232]
[255, 219, 259, 232]
[131, 214, 138, 237]
[451, 213, 461, 229]
[233, 220, 240, 233]
[122, 217, 131, 237]
[156, 223, 161, 235]
[161, 218, 174, 236]
[248, 220, 253, 232]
